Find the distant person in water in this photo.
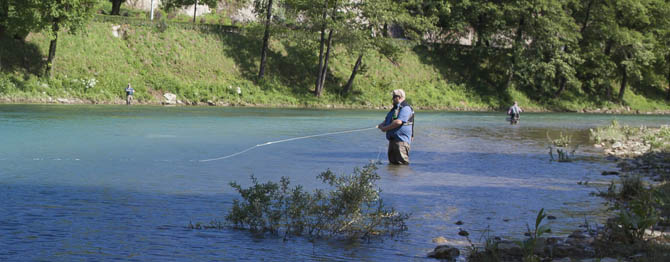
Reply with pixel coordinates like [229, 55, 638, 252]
[508, 101, 522, 124]
[377, 89, 414, 165]
[125, 83, 134, 105]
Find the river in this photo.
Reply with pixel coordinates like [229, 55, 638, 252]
[1, 105, 668, 261]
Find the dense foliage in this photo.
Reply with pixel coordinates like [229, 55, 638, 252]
[1, 0, 669, 109]
[226, 163, 409, 240]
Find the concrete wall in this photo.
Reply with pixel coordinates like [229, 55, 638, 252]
[126, 0, 211, 17]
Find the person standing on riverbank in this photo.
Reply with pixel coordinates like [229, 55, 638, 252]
[125, 83, 134, 105]
[378, 89, 414, 165]
[508, 101, 522, 124]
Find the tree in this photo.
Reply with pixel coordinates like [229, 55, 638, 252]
[340, 0, 440, 94]
[511, 0, 581, 98]
[109, 0, 126, 15]
[162, 0, 218, 23]
[0, 0, 8, 36]
[574, 0, 657, 103]
[257, 0, 275, 80]
[313, 0, 339, 97]
[29, 0, 100, 78]
[0, 0, 41, 39]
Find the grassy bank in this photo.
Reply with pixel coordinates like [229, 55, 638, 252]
[1, 19, 669, 112]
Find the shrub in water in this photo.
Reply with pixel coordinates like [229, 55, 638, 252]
[226, 163, 409, 240]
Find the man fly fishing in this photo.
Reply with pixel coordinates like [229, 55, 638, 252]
[507, 101, 522, 125]
[377, 89, 414, 165]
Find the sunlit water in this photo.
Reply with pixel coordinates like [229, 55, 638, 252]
[1, 105, 668, 261]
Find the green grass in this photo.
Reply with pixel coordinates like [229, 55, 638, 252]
[1, 17, 669, 111]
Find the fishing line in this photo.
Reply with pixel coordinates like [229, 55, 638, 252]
[199, 126, 378, 162]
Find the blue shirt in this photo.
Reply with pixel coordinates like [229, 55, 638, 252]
[126, 87, 134, 95]
[384, 104, 413, 143]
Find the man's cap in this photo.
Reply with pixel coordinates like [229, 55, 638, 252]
[392, 89, 405, 98]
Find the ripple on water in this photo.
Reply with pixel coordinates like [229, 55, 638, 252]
[2, 107, 661, 261]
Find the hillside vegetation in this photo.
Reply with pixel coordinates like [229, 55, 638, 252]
[0, 20, 498, 109]
[1, 12, 669, 112]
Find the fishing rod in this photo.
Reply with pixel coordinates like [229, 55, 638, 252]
[199, 126, 379, 162]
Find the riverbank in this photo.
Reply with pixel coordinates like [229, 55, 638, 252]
[2, 20, 670, 113]
[456, 122, 670, 262]
[3, 95, 670, 114]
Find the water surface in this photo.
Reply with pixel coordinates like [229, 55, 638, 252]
[1, 105, 668, 261]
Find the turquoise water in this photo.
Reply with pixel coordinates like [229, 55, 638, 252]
[1, 104, 668, 261]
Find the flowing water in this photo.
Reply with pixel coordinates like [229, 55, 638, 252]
[1, 104, 668, 261]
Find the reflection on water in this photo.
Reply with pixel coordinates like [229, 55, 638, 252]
[1, 105, 668, 261]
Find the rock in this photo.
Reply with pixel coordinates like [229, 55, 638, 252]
[582, 258, 618, 262]
[455, 220, 464, 225]
[496, 241, 523, 257]
[427, 245, 460, 260]
[547, 215, 557, 220]
[606, 156, 618, 161]
[566, 230, 594, 246]
[546, 237, 561, 245]
[458, 229, 469, 236]
[207, 100, 215, 106]
[432, 236, 448, 244]
[112, 25, 121, 37]
[568, 230, 587, 239]
[601, 171, 620, 176]
[550, 243, 593, 258]
[612, 142, 623, 149]
[163, 93, 177, 105]
[56, 98, 70, 104]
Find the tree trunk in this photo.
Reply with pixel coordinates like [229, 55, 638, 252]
[505, 18, 525, 91]
[316, 29, 333, 97]
[111, 0, 123, 15]
[618, 61, 627, 103]
[580, 0, 593, 35]
[602, 40, 614, 100]
[343, 54, 363, 94]
[0, 0, 7, 36]
[314, 0, 328, 95]
[193, 0, 198, 23]
[257, 0, 273, 80]
[555, 77, 567, 98]
[666, 54, 670, 101]
[45, 23, 60, 78]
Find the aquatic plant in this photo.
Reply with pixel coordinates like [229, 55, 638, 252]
[465, 226, 501, 262]
[547, 132, 578, 162]
[225, 163, 409, 240]
[598, 175, 661, 243]
[517, 208, 551, 262]
[643, 125, 670, 152]
[590, 120, 627, 144]
[591, 121, 670, 154]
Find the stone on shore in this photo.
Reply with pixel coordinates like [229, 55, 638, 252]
[427, 245, 460, 260]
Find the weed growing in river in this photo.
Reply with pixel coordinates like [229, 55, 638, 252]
[598, 175, 660, 243]
[547, 132, 578, 162]
[517, 208, 551, 262]
[225, 163, 409, 240]
[466, 226, 501, 262]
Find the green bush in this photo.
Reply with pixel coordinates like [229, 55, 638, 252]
[226, 163, 409, 240]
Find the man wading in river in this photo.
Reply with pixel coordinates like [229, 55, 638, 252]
[378, 89, 414, 165]
[507, 101, 523, 125]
